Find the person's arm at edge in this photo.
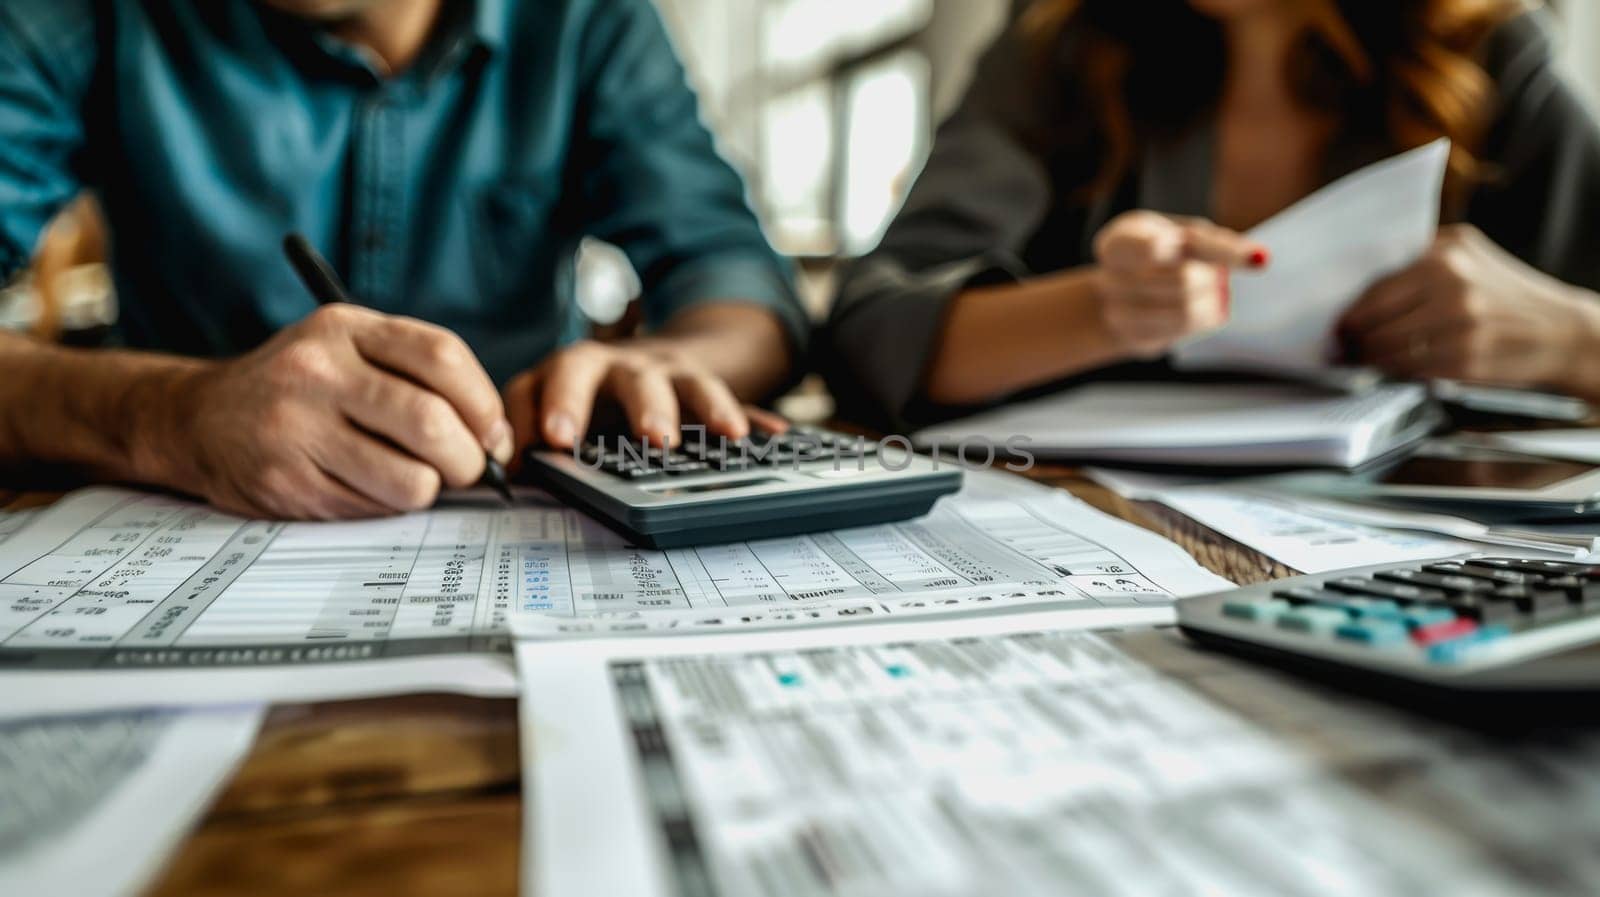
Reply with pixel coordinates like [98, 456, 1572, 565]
[0, 333, 206, 486]
[0, 5, 203, 484]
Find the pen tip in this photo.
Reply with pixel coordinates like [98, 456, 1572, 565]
[484, 457, 514, 505]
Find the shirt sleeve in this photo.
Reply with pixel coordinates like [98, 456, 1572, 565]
[1466, 11, 1600, 291]
[0, 3, 93, 283]
[568, 0, 806, 353]
[822, 19, 1057, 430]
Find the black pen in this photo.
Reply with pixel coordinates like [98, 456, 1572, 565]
[282, 233, 515, 505]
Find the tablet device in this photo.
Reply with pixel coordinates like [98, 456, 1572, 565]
[1272, 442, 1600, 519]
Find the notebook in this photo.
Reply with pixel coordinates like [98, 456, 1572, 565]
[913, 381, 1440, 468]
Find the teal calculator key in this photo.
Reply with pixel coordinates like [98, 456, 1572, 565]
[1222, 598, 1291, 621]
[1277, 606, 1350, 634]
[1404, 607, 1458, 629]
[1334, 620, 1409, 646]
[1425, 624, 1511, 664]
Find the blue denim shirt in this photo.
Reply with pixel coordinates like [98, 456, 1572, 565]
[0, 0, 803, 384]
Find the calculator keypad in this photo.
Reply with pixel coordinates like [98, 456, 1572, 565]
[1217, 557, 1600, 665]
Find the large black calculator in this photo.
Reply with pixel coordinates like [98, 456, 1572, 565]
[522, 425, 962, 548]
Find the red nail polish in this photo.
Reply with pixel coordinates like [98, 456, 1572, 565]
[1248, 249, 1270, 269]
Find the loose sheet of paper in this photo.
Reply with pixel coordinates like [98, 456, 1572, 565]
[519, 619, 1600, 897]
[1152, 487, 1477, 573]
[0, 508, 38, 543]
[513, 487, 1231, 639]
[1089, 470, 1594, 557]
[0, 476, 1229, 716]
[1175, 139, 1450, 373]
[0, 705, 263, 897]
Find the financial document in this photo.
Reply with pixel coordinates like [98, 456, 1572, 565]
[520, 620, 1600, 897]
[0, 705, 262, 897]
[1175, 138, 1450, 373]
[1153, 487, 1478, 573]
[0, 478, 1228, 716]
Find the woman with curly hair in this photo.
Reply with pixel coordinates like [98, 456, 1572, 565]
[827, 0, 1600, 428]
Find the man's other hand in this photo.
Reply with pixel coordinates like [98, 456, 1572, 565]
[504, 339, 783, 452]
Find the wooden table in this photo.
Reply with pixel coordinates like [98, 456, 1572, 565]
[139, 466, 1287, 897]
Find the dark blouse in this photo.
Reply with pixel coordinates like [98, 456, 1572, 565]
[823, 9, 1600, 431]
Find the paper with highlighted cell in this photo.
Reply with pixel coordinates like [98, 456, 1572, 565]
[1174, 138, 1450, 373]
[518, 621, 1600, 897]
[0, 473, 1230, 717]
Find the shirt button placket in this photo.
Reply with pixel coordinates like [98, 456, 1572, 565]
[350, 94, 404, 304]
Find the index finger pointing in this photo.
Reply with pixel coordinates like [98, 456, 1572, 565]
[1179, 220, 1270, 269]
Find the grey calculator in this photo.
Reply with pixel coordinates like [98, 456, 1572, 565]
[1179, 556, 1600, 713]
[522, 425, 963, 548]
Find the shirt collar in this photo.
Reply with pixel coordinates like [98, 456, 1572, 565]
[288, 0, 506, 86]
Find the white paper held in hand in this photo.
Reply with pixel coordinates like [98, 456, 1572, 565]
[1175, 138, 1451, 373]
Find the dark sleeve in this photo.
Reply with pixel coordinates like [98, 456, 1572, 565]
[823, 20, 1061, 430]
[0, 1, 95, 282]
[1465, 10, 1600, 290]
[569, 0, 807, 353]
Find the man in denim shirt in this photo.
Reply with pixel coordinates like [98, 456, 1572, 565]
[0, 0, 804, 518]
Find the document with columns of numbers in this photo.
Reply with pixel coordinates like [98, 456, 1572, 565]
[0, 474, 1230, 716]
[520, 620, 1600, 897]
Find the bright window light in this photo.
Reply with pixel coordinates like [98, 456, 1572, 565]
[841, 50, 929, 254]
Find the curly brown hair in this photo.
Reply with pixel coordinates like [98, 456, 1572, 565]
[1021, 0, 1527, 202]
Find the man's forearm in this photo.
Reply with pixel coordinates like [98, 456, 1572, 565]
[0, 333, 206, 485]
[645, 302, 795, 401]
